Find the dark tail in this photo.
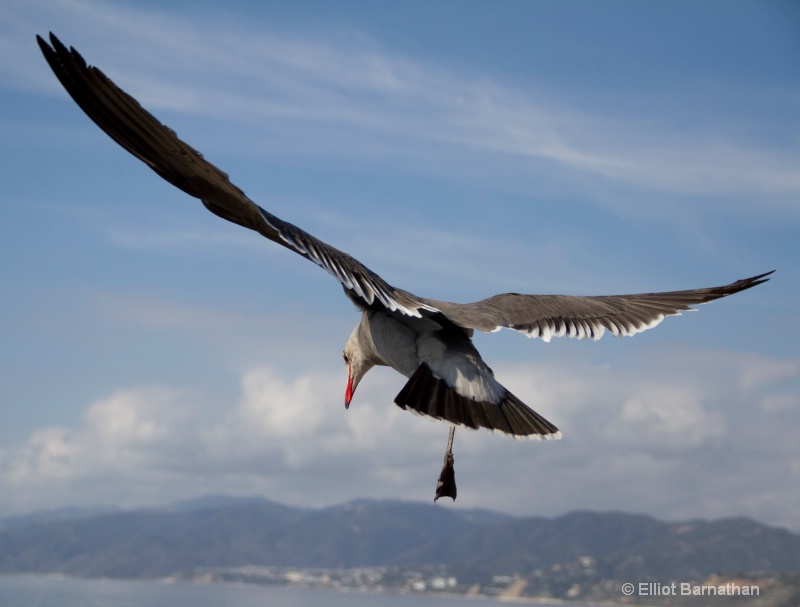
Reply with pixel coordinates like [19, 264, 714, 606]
[395, 363, 560, 438]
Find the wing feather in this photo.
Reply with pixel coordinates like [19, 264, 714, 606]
[37, 33, 434, 319]
[423, 272, 773, 341]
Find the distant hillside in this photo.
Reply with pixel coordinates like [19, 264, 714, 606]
[402, 510, 800, 580]
[1, 496, 798, 601]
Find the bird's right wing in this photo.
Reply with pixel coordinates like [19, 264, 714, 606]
[423, 271, 773, 341]
[37, 33, 437, 318]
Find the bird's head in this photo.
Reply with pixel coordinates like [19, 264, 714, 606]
[343, 325, 377, 408]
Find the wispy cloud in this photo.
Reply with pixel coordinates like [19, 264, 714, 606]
[103, 223, 267, 253]
[10, 0, 799, 215]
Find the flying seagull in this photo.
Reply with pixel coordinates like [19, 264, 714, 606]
[37, 33, 772, 501]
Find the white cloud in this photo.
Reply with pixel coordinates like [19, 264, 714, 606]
[739, 357, 800, 391]
[606, 384, 727, 450]
[437, 352, 800, 526]
[760, 393, 799, 412]
[0, 348, 797, 529]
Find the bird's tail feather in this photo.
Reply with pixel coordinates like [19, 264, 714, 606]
[395, 363, 560, 439]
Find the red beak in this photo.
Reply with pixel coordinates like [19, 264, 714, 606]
[345, 365, 354, 409]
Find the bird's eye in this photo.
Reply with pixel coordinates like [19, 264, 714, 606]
[343, 353, 349, 364]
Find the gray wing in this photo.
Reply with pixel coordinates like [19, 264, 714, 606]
[37, 33, 434, 318]
[423, 271, 773, 341]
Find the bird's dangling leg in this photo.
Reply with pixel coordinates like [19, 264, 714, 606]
[434, 425, 457, 501]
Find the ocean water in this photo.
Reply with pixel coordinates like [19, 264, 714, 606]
[0, 574, 558, 607]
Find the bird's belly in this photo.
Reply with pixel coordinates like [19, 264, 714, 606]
[367, 312, 506, 403]
[366, 313, 424, 378]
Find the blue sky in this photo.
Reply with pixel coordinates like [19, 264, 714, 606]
[1, 0, 799, 529]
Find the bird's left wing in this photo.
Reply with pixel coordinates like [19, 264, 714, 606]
[37, 33, 436, 318]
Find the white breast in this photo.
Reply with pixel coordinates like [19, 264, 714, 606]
[365, 312, 422, 377]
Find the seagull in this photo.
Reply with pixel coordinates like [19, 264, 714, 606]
[37, 33, 772, 502]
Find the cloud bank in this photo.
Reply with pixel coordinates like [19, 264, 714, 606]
[2, 348, 797, 529]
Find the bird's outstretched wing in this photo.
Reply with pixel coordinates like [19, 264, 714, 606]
[37, 33, 434, 318]
[38, 34, 771, 339]
[423, 271, 773, 341]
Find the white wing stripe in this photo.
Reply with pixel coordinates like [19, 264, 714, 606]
[512, 310, 675, 341]
[258, 208, 437, 317]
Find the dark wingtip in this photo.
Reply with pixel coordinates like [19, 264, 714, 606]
[37, 32, 62, 52]
[35, 33, 52, 57]
[751, 270, 775, 286]
[37, 33, 69, 74]
[725, 270, 775, 295]
[37, 32, 88, 74]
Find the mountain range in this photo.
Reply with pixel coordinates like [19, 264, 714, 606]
[1, 496, 798, 601]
